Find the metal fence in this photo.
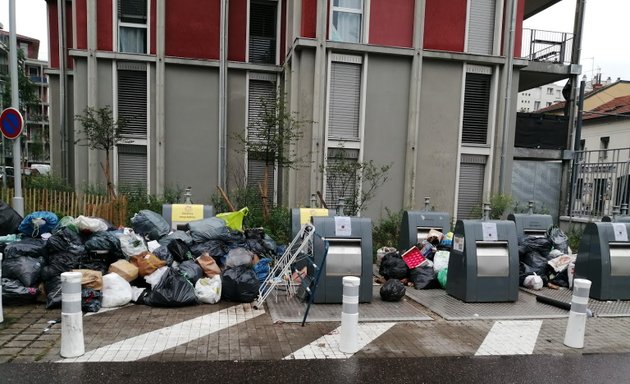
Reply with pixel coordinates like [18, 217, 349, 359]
[521, 29, 573, 65]
[568, 148, 630, 219]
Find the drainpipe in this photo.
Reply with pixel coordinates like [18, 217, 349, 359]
[498, 0, 518, 194]
[9, 0, 23, 215]
[218, 0, 228, 190]
[310, 0, 327, 198]
[155, 0, 166, 195]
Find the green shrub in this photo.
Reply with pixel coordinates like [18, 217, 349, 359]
[470, 193, 513, 219]
[24, 174, 74, 192]
[567, 225, 584, 252]
[373, 208, 402, 255]
[119, 184, 184, 225]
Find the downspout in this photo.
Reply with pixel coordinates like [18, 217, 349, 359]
[498, 0, 518, 193]
[403, 0, 426, 209]
[218, 0, 228, 190]
[310, 0, 328, 197]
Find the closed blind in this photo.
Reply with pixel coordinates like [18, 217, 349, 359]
[118, 67, 147, 137]
[118, 144, 147, 187]
[118, 0, 147, 23]
[467, 0, 495, 55]
[462, 73, 491, 144]
[329, 62, 361, 140]
[457, 155, 486, 219]
[249, 1, 277, 64]
[248, 79, 276, 143]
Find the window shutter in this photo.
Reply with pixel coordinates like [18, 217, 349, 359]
[118, 144, 147, 187]
[457, 155, 486, 219]
[325, 148, 359, 213]
[118, 65, 147, 137]
[249, 1, 277, 64]
[462, 73, 491, 144]
[247, 153, 275, 199]
[329, 62, 361, 140]
[467, 0, 495, 55]
[248, 79, 276, 143]
[118, 0, 147, 23]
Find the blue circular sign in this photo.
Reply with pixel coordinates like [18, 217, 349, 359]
[0, 108, 24, 140]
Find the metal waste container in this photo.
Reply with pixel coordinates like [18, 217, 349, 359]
[575, 222, 630, 300]
[162, 204, 214, 230]
[447, 219, 519, 302]
[291, 208, 334, 238]
[507, 213, 553, 237]
[399, 210, 451, 251]
[311, 216, 373, 303]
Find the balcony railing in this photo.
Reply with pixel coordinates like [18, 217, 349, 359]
[521, 29, 573, 65]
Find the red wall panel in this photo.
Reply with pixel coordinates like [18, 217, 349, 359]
[76, 0, 87, 49]
[229, 0, 247, 61]
[66, 3, 74, 68]
[97, 0, 113, 51]
[423, 0, 466, 52]
[165, 0, 220, 59]
[280, 0, 286, 63]
[514, 0, 525, 57]
[301, 0, 317, 38]
[369, 0, 414, 48]
[48, 1, 59, 68]
[150, 0, 156, 55]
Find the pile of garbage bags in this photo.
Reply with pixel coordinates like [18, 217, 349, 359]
[377, 229, 453, 300]
[518, 226, 575, 290]
[1, 203, 278, 312]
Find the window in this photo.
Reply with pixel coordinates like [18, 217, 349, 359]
[247, 77, 277, 200]
[546, 102, 552, 107]
[117, 144, 147, 187]
[328, 60, 362, 140]
[462, 73, 491, 145]
[599, 136, 610, 160]
[19, 42, 29, 55]
[546, 87, 554, 95]
[118, 0, 147, 53]
[330, 0, 363, 43]
[467, 0, 496, 55]
[249, 1, 277, 64]
[579, 139, 585, 151]
[534, 101, 540, 110]
[325, 147, 360, 214]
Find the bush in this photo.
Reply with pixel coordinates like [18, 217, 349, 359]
[24, 174, 74, 192]
[118, 184, 183, 226]
[373, 208, 402, 257]
[470, 193, 513, 219]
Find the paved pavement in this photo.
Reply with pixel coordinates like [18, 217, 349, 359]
[2, 289, 630, 363]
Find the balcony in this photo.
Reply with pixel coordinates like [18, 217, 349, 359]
[519, 28, 576, 91]
[29, 75, 48, 84]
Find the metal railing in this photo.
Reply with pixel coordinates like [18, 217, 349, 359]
[521, 28, 573, 65]
[568, 148, 630, 219]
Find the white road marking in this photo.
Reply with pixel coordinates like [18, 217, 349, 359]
[475, 320, 543, 356]
[58, 304, 265, 362]
[283, 322, 396, 360]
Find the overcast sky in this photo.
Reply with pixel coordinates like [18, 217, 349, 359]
[1, 0, 629, 81]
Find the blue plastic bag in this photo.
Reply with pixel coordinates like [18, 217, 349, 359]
[253, 258, 272, 283]
[18, 211, 59, 237]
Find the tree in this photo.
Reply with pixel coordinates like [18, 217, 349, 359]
[0, 49, 39, 113]
[321, 147, 391, 216]
[233, 92, 310, 219]
[74, 105, 129, 198]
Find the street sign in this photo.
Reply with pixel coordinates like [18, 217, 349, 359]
[0, 108, 24, 140]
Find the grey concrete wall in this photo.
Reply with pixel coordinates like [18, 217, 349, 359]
[226, 70, 247, 192]
[491, 67, 519, 196]
[72, 59, 89, 188]
[416, 59, 464, 216]
[163, 64, 219, 204]
[48, 73, 75, 183]
[363, 54, 412, 219]
[148, 63, 157, 194]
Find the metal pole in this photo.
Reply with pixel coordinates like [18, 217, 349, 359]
[568, 80, 586, 218]
[9, 0, 24, 216]
[58, 0, 68, 181]
[218, 0, 228, 190]
[0, 252, 4, 323]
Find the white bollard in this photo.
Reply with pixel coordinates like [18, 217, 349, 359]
[0, 252, 4, 324]
[339, 276, 360, 354]
[564, 278, 592, 349]
[60, 272, 85, 358]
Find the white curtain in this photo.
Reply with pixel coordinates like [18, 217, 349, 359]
[331, 11, 361, 43]
[119, 27, 146, 53]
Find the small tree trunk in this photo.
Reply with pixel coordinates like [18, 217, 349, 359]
[103, 150, 117, 199]
[260, 167, 270, 222]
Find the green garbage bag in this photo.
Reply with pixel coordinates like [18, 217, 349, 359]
[437, 268, 448, 289]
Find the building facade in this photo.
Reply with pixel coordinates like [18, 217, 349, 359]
[517, 83, 564, 112]
[46, 0, 579, 221]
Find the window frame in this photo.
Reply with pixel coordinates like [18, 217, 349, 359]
[329, 0, 364, 43]
[117, 0, 149, 54]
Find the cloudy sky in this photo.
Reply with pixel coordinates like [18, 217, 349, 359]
[1, 0, 629, 81]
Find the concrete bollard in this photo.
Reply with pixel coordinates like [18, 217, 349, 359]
[1, 252, 3, 324]
[564, 278, 592, 349]
[339, 276, 360, 354]
[60, 272, 85, 358]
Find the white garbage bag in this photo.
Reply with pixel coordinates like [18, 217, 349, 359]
[195, 276, 222, 304]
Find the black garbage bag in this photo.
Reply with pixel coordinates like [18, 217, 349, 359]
[167, 239, 194, 263]
[547, 226, 569, 253]
[47, 226, 83, 254]
[262, 235, 277, 253]
[43, 249, 85, 277]
[379, 252, 409, 280]
[1, 278, 38, 305]
[176, 260, 203, 285]
[221, 265, 260, 303]
[518, 236, 552, 259]
[81, 288, 102, 313]
[214, 230, 246, 244]
[131, 210, 171, 241]
[4, 238, 47, 259]
[520, 250, 551, 277]
[2, 255, 43, 287]
[158, 230, 194, 247]
[380, 279, 406, 302]
[244, 238, 267, 257]
[153, 245, 174, 266]
[42, 273, 62, 309]
[519, 262, 549, 286]
[0, 201, 22, 236]
[84, 231, 123, 260]
[409, 264, 439, 289]
[549, 268, 570, 288]
[188, 217, 230, 243]
[244, 227, 265, 240]
[190, 239, 229, 259]
[141, 268, 198, 307]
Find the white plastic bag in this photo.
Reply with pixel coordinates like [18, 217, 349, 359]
[102, 273, 133, 307]
[195, 276, 222, 304]
[130, 286, 146, 302]
[433, 251, 450, 272]
[147, 240, 161, 253]
[117, 231, 148, 258]
[145, 266, 169, 288]
[524, 274, 543, 290]
[75, 215, 108, 233]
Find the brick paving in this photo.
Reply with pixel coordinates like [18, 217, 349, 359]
[2, 299, 630, 363]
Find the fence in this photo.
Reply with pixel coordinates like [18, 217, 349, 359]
[521, 28, 573, 65]
[0, 189, 128, 227]
[568, 148, 630, 219]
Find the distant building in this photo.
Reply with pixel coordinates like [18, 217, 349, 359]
[0, 26, 50, 167]
[517, 83, 564, 112]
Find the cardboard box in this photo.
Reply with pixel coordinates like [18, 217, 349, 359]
[108, 259, 139, 282]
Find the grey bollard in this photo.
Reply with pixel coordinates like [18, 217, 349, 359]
[60, 272, 85, 358]
[339, 276, 360, 353]
[564, 278, 592, 349]
[0, 252, 3, 324]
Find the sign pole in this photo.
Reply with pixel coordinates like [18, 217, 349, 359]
[9, 0, 24, 216]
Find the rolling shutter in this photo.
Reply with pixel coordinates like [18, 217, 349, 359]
[457, 155, 486, 219]
[118, 144, 147, 187]
[117, 63, 147, 137]
[247, 152, 275, 200]
[325, 148, 359, 213]
[467, 0, 495, 55]
[249, 1, 277, 64]
[462, 73, 491, 144]
[118, 0, 147, 23]
[329, 62, 361, 140]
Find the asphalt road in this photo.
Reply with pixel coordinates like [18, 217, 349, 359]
[1, 354, 629, 384]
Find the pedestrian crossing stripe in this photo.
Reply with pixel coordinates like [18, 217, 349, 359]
[475, 320, 543, 356]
